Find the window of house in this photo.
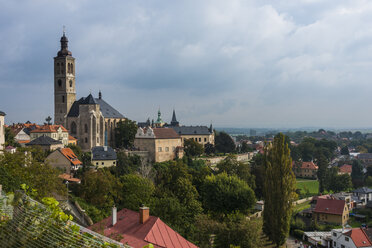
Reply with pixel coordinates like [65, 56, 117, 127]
[96, 162, 98, 165]
[102, 162, 104, 165]
[333, 241, 336, 246]
[199, 138, 201, 142]
[113, 161, 116, 164]
[341, 245, 345, 248]
[345, 237, 349, 242]
[165, 147, 169, 152]
[158, 147, 162, 152]
[69, 80, 72, 87]
[204, 138, 207, 142]
[333, 232, 337, 237]
[173, 147, 176, 151]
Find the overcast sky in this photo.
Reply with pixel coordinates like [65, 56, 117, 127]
[2, 0, 372, 128]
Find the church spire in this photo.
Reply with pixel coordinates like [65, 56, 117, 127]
[57, 27, 72, 57]
[170, 109, 179, 126]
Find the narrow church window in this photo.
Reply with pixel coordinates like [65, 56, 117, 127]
[69, 80, 72, 87]
[68, 63, 71, 73]
[85, 137, 88, 143]
[71, 122, 77, 135]
[58, 79, 62, 87]
[71, 64, 73, 74]
[85, 124, 88, 133]
[62, 96, 65, 103]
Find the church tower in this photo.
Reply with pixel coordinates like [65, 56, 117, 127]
[54, 31, 76, 125]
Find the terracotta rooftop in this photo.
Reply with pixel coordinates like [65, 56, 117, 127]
[68, 135, 77, 141]
[344, 228, 372, 248]
[153, 128, 180, 139]
[89, 208, 198, 248]
[314, 198, 346, 215]
[339, 164, 352, 174]
[301, 162, 318, 170]
[30, 124, 68, 133]
[58, 173, 81, 183]
[60, 148, 82, 166]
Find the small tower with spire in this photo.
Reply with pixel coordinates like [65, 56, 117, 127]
[154, 108, 165, 127]
[54, 27, 76, 125]
[170, 109, 179, 127]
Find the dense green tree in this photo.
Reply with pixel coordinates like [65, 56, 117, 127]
[0, 149, 66, 199]
[78, 169, 122, 209]
[184, 138, 204, 157]
[192, 214, 218, 248]
[114, 119, 138, 149]
[201, 172, 255, 216]
[4, 127, 18, 147]
[240, 142, 252, 153]
[250, 153, 265, 199]
[263, 133, 297, 247]
[114, 152, 141, 176]
[216, 155, 255, 190]
[204, 142, 215, 155]
[317, 155, 328, 193]
[120, 174, 154, 210]
[366, 176, 372, 188]
[324, 167, 352, 192]
[351, 160, 364, 188]
[340, 146, 350, 155]
[214, 213, 263, 248]
[215, 132, 236, 153]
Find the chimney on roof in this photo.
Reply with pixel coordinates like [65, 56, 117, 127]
[139, 206, 149, 224]
[112, 206, 117, 226]
[99, 91, 102, 99]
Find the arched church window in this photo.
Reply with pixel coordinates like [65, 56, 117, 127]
[85, 138, 88, 143]
[85, 124, 88, 133]
[58, 79, 62, 87]
[62, 95, 65, 103]
[71, 64, 73, 74]
[61, 63, 64, 73]
[71, 122, 77, 135]
[69, 80, 72, 87]
[56, 63, 60, 74]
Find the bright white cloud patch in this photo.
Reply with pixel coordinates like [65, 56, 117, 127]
[1, 0, 372, 128]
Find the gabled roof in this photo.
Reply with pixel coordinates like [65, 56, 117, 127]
[69, 135, 77, 141]
[89, 208, 198, 248]
[358, 153, 372, 160]
[91, 146, 117, 160]
[153, 128, 180, 139]
[30, 125, 68, 133]
[314, 198, 346, 215]
[58, 173, 81, 183]
[67, 95, 125, 119]
[353, 187, 372, 194]
[300, 162, 318, 170]
[339, 164, 352, 174]
[172, 126, 212, 135]
[59, 148, 82, 165]
[344, 228, 372, 248]
[26, 135, 63, 146]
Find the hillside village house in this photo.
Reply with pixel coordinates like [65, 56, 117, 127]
[358, 153, 372, 166]
[0, 111, 5, 151]
[46, 148, 82, 174]
[30, 125, 70, 146]
[339, 164, 352, 175]
[331, 228, 372, 248]
[26, 135, 64, 152]
[294, 161, 318, 179]
[91, 146, 117, 168]
[352, 187, 372, 206]
[8, 122, 40, 146]
[134, 127, 183, 163]
[53, 32, 125, 151]
[313, 198, 349, 226]
[89, 206, 198, 248]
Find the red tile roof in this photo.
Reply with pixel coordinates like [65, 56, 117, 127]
[314, 198, 346, 215]
[30, 125, 68, 133]
[339, 164, 352, 174]
[68, 135, 77, 141]
[301, 162, 318, 170]
[60, 148, 82, 166]
[89, 208, 198, 248]
[152, 128, 180, 139]
[58, 173, 81, 183]
[18, 140, 30, 144]
[344, 228, 372, 248]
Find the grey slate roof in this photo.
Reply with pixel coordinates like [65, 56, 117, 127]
[91, 146, 117, 160]
[358, 153, 372, 160]
[0, 111, 5, 116]
[352, 187, 372, 194]
[67, 94, 124, 118]
[26, 135, 62, 146]
[172, 126, 212, 135]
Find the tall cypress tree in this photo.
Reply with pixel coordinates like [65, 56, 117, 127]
[263, 133, 297, 247]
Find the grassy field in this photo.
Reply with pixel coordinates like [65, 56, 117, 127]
[296, 179, 319, 196]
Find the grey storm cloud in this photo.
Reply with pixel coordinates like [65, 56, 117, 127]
[1, 0, 372, 128]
